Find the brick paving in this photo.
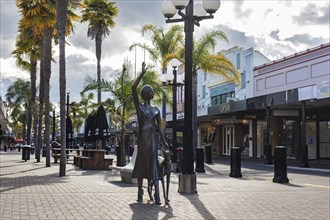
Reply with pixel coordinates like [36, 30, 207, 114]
[0, 151, 329, 220]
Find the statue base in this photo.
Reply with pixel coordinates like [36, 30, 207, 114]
[178, 173, 197, 194]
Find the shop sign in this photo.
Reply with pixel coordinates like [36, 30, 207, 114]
[317, 81, 330, 99]
[242, 114, 257, 120]
[219, 103, 230, 113]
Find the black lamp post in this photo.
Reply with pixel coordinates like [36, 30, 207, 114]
[162, 0, 221, 193]
[66, 92, 75, 148]
[50, 110, 59, 142]
[160, 58, 183, 160]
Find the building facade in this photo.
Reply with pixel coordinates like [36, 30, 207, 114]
[206, 43, 330, 163]
[199, 46, 270, 157]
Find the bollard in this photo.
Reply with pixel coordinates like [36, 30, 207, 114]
[205, 145, 212, 164]
[273, 146, 289, 183]
[195, 147, 205, 173]
[264, 144, 273, 165]
[229, 147, 242, 178]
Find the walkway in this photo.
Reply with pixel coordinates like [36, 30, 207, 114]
[0, 151, 329, 219]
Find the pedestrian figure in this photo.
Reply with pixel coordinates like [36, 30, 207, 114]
[131, 62, 169, 205]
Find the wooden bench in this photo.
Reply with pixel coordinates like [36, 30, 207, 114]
[53, 148, 82, 164]
[104, 158, 114, 170]
[73, 154, 113, 170]
[109, 145, 137, 183]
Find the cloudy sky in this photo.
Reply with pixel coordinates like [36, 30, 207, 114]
[0, 0, 329, 103]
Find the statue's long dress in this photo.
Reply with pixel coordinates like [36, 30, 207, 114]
[132, 104, 161, 180]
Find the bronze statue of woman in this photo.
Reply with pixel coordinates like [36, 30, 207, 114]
[131, 62, 168, 205]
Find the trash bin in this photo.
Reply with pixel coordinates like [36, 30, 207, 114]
[195, 147, 205, 173]
[4, 146, 7, 152]
[205, 145, 212, 164]
[22, 145, 31, 161]
[30, 147, 35, 155]
[42, 146, 46, 157]
[176, 147, 183, 173]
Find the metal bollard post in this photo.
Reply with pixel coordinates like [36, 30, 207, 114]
[195, 147, 205, 173]
[229, 147, 242, 178]
[205, 145, 212, 164]
[273, 146, 289, 183]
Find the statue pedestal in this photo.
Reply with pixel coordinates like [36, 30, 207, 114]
[178, 173, 197, 194]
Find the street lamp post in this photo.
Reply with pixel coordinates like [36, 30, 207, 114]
[51, 110, 57, 142]
[162, 0, 221, 193]
[160, 58, 182, 168]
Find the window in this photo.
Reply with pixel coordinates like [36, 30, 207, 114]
[241, 71, 246, 89]
[211, 91, 235, 106]
[236, 53, 241, 69]
[202, 85, 206, 99]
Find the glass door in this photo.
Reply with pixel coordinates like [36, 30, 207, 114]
[306, 121, 317, 159]
[319, 121, 330, 158]
[223, 125, 234, 155]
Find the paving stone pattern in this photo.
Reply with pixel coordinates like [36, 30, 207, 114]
[0, 152, 329, 220]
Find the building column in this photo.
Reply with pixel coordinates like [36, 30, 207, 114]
[252, 119, 257, 159]
[300, 101, 309, 167]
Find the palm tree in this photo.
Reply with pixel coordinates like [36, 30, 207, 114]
[82, 60, 163, 166]
[130, 24, 183, 75]
[130, 24, 184, 122]
[56, 0, 68, 176]
[81, 0, 119, 104]
[5, 79, 31, 143]
[16, 0, 80, 167]
[12, 22, 40, 147]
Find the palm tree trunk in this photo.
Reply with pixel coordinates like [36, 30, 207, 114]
[95, 34, 102, 104]
[120, 105, 126, 166]
[43, 27, 52, 167]
[30, 56, 38, 160]
[56, 0, 68, 176]
[37, 41, 44, 163]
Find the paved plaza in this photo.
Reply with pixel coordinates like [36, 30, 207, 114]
[0, 151, 329, 220]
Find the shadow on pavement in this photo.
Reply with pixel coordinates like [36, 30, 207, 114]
[0, 165, 46, 177]
[0, 172, 67, 193]
[129, 202, 174, 220]
[182, 194, 217, 220]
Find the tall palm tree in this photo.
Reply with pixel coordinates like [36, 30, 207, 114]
[82, 60, 163, 166]
[16, 0, 80, 166]
[5, 79, 31, 143]
[81, 0, 119, 104]
[12, 22, 40, 147]
[56, 0, 68, 176]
